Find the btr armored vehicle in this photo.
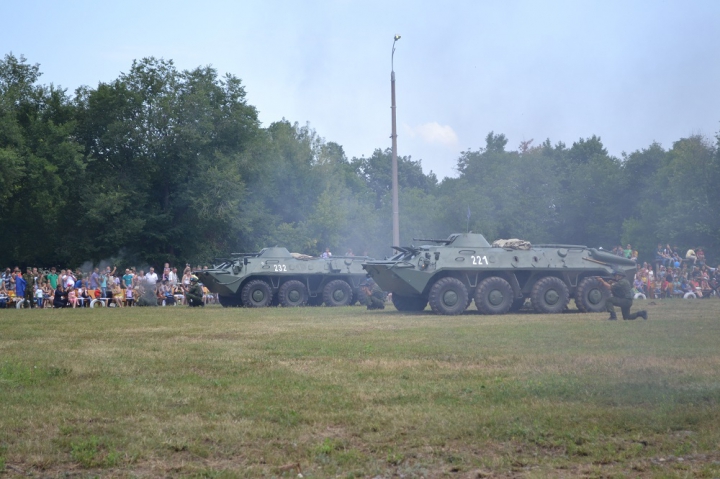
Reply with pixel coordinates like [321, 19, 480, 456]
[362, 233, 636, 315]
[197, 247, 370, 307]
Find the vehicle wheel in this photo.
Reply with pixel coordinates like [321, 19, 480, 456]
[90, 299, 106, 308]
[474, 276, 513, 315]
[428, 277, 468, 315]
[391, 293, 427, 312]
[323, 280, 353, 307]
[218, 295, 243, 307]
[531, 276, 570, 314]
[278, 280, 308, 307]
[241, 280, 273, 307]
[574, 277, 609, 313]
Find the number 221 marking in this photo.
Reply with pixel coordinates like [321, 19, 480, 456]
[471, 255, 488, 265]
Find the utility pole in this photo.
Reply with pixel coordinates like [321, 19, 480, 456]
[391, 34, 401, 248]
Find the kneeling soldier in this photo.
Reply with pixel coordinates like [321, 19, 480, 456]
[598, 269, 647, 321]
[360, 276, 385, 310]
[186, 276, 204, 307]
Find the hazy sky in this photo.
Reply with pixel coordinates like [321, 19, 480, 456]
[3, 0, 719, 178]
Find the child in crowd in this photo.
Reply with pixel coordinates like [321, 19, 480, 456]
[68, 287, 78, 308]
[34, 285, 44, 308]
[43, 283, 53, 308]
[125, 286, 134, 307]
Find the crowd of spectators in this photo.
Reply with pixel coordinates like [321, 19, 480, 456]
[0, 263, 215, 309]
[607, 243, 719, 299]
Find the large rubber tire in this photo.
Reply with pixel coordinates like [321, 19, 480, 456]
[278, 280, 308, 307]
[574, 277, 609, 313]
[391, 293, 427, 312]
[218, 295, 243, 308]
[90, 299, 106, 308]
[428, 277, 469, 315]
[475, 276, 513, 315]
[531, 276, 570, 314]
[241, 280, 273, 307]
[323, 280, 353, 307]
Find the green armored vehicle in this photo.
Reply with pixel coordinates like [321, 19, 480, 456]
[362, 233, 636, 315]
[197, 247, 371, 307]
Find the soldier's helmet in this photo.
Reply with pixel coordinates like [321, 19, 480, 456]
[190, 275, 199, 283]
[611, 268, 625, 277]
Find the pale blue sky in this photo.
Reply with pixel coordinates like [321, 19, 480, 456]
[3, 0, 719, 178]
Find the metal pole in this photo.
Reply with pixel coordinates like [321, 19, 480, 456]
[391, 35, 401, 248]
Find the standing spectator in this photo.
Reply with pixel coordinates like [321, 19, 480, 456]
[321, 247, 332, 258]
[686, 247, 697, 265]
[2, 268, 12, 291]
[122, 268, 133, 289]
[89, 268, 100, 290]
[34, 285, 45, 307]
[168, 267, 178, 286]
[182, 267, 192, 288]
[22, 268, 34, 308]
[145, 267, 158, 288]
[46, 267, 58, 290]
[15, 271, 27, 306]
[345, 248, 354, 257]
[697, 248, 706, 267]
[623, 244, 632, 259]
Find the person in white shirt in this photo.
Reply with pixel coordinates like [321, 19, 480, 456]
[145, 267, 158, 286]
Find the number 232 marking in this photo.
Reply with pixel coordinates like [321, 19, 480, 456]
[273, 265, 287, 272]
[471, 255, 488, 265]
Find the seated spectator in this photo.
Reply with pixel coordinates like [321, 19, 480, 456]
[53, 285, 67, 308]
[109, 282, 122, 307]
[68, 288, 78, 308]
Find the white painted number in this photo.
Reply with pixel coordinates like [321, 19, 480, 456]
[471, 255, 488, 265]
[273, 264, 287, 272]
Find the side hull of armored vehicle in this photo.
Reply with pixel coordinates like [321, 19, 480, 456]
[362, 233, 636, 315]
[197, 247, 370, 307]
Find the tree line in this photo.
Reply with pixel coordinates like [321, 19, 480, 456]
[1, 53, 719, 268]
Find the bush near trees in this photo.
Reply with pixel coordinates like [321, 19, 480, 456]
[1, 53, 719, 267]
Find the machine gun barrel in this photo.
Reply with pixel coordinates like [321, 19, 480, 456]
[412, 238, 452, 244]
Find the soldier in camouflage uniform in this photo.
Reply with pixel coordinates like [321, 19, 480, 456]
[186, 276, 204, 307]
[598, 269, 647, 320]
[360, 276, 385, 310]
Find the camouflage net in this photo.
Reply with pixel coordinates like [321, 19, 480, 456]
[491, 239, 532, 250]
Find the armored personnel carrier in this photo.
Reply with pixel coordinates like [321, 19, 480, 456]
[362, 233, 636, 315]
[197, 247, 370, 307]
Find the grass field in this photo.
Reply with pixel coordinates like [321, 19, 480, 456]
[1, 299, 719, 478]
